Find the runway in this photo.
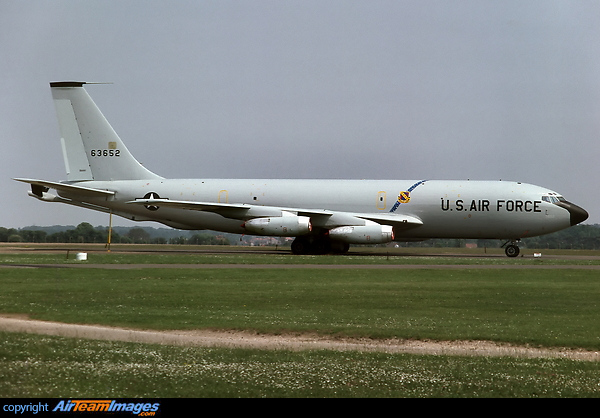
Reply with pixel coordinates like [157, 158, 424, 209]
[3, 262, 600, 270]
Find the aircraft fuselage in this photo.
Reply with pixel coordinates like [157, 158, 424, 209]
[59, 178, 581, 240]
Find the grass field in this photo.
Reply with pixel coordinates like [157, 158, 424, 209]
[1, 245, 599, 397]
[1, 267, 599, 348]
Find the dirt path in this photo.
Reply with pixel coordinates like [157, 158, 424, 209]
[1, 315, 599, 361]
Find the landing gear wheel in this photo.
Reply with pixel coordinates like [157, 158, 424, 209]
[339, 242, 350, 254]
[328, 240, 349, 254]
[291, 237, 310, 255]
[505, 244, 520, 258]
[291, 236, 328, 255]
[311, 238, 328, 255]
[291, 236, 349, 255]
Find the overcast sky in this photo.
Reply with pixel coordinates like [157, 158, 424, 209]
[1, 0, 599, 228]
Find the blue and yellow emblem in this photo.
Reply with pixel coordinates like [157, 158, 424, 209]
[389, 180, 427, 213]
[397, 191, 411, 204]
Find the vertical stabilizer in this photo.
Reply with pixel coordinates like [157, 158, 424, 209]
[50, 82, 162, 181]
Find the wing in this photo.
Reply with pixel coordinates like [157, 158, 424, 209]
[126, 198, 333, 220]
[126, 198, 423, 229]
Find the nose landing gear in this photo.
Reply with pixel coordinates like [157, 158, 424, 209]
[502, 240, 521, 257]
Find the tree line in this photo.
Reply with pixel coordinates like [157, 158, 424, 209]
[398, 224, 600, 250]
[1, 222, 599, 250]
[0, 223, 230, 245]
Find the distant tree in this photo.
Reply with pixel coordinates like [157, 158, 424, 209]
[126, 227, 151, 244]
[44, 223, 107, 243]
[188, 233, 230, 245]
[19, 230, 47, 243]
[168, 236, 187, 245]
[152, 237, 167, 245]
[8, 234, 23, 243]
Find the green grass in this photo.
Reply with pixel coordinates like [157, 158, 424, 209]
[2, 331, 600, 398]
[1, 267, 599, 349]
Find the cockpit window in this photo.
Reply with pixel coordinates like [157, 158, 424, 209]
[542, 195, 566, 204]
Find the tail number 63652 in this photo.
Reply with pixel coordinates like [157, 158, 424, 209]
[91, 149, 121, 157]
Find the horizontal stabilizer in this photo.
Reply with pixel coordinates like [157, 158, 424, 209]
[14, 178, 115, 197]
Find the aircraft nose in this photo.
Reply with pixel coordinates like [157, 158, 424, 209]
[564, 201, 589, 226]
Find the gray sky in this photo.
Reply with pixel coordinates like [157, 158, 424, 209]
[1, 0, 599, 228]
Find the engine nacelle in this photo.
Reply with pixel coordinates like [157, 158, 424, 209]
[328, 222, 394, 244]
[244, 215, 312, 236]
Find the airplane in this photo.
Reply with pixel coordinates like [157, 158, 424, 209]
[15, 81, 589, 257]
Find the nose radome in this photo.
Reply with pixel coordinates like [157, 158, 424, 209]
[565, 202, 589, 226]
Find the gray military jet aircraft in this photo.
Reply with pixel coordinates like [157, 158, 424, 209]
[15, 82, 588, 256]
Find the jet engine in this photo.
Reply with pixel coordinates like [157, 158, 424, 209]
[328, 221, 394, 244]
[243, 214, 312, 236]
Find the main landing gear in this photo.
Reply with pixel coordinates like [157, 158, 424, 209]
[291, 236, 350, 255]
[502, 240, 521, 258]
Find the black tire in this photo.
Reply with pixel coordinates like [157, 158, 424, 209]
[505, 244, 520, 258]
[291, 237, 309, 255]
[330, 241, 350, 254]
